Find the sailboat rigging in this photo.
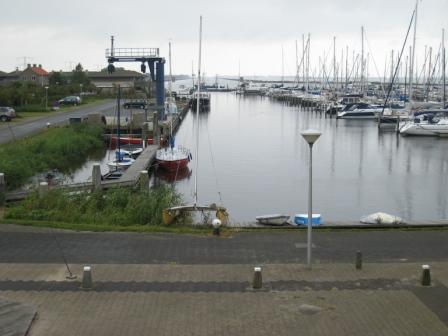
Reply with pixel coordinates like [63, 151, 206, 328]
[162, 16, 228, 225]
[107, 85, 135, 171]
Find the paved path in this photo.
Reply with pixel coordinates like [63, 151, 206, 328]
[0, 100, 115, 144]
[0, 226, 447, 264]
[1, 225, 448, 335]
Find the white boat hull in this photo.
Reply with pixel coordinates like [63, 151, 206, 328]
[255, 214, 290, 226]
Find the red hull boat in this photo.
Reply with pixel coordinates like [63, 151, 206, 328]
[156, 146, 191, 172]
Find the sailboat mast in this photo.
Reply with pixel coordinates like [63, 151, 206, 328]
[302, 34, 305, 88]
[194, 15, 203, 207]
[168, 41, 173, 97]
[361, 26, 364, 95]
[409, 0, 418, 104]
[333, 36, 336, 91]
[117, 85, 121, 161]
[443, 28, 446, 106]
[281, 45, 284, 87]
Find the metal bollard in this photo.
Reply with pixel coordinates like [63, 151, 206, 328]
[421, 265, 431, 286]
[253, 267, 262, 289]
[355, 250, 362, 270]
[82, 266, 93, 289]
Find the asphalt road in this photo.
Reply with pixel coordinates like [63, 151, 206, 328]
[0, 100, 115, 145]
[0, 227, 447, 264]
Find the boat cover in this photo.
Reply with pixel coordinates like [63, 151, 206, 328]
[360, 212, 403, 225]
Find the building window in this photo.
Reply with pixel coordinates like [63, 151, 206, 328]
[32, 76, 36, 81]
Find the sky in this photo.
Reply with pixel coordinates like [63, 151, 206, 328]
[1, 0, 447, 78]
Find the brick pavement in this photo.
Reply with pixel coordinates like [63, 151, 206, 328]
[1, 262, 448, 335]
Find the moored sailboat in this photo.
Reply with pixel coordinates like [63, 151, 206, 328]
[162, 16, 228, 225]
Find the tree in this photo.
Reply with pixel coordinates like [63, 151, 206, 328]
[49, 71, 67, 85]
[72, 63, 91, 86]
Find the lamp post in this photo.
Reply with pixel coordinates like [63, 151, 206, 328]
[80, 83, 83, 97]
[300, 129, 322, 269]
[44, 86, 49, 111]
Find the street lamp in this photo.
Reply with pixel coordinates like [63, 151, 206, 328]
[44, 86, 49, 111]
[300, 129, 322, 269]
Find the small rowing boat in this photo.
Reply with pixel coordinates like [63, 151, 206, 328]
[255, 214, 290, 226]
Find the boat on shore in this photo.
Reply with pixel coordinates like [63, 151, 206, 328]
[255, 214, 290, 226]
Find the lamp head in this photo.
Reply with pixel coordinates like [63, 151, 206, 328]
[212, 218, 222, 228]
[301, 129, 322, 145]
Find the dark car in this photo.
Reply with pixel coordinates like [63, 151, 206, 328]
[123, 100, 147, 109]
[0, 106, 16, 122]
[58, 96, 81, 106]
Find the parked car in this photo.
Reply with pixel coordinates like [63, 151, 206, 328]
[0, 106, 16, 122]
[123, 100, 147, 109]
[58, 96, 81, 106]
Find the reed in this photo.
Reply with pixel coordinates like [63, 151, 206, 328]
[0, 124, 104, 190]
[4, 185, 182, 226]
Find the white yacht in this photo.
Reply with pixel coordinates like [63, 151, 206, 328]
[337, 103, 384, 119]
[399, 111, 448, 136]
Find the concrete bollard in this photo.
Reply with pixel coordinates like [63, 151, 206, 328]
[253, 267, 262, 289]
[0, 173, 5, 206]
[356, 250, 362, 270]
[38, 182, 49, 198]
[421, 265, 431, 286]
[91, 164, 102, 191]
[82, 266, 93, 289]
[139, 170, 149, 190]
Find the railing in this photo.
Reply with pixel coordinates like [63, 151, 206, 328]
[105, 48, 160, 58]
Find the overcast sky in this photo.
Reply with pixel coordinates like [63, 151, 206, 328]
[1, 0, 447, 77]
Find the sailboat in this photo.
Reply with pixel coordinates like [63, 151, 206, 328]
[156, 41, 192, 172]
[399, 3, 448, 136]
[107, 85, 135, 171]
[162, 16, 228, 225]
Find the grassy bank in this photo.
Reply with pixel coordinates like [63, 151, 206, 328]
[4, 185, 187, 228]
[11, 98, 110, 122]
[0, 124, 104, 190]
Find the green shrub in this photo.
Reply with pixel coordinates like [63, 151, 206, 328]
[5, 185, 182, 226]
[0, 124, 104, 190]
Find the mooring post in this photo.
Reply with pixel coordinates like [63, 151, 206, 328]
[139, 170, 149, 191]
[142, 122, 148, 148]
[153, 111, 159, 145]
[253, 267, 262, 289]
[355, 250, 362, 270]
[421, 265, 431, 286]
[82, 265, 93, 289]
[0, 173, 5, 206]
[91, 164, 102, 191]
[38, 182, 48, 198]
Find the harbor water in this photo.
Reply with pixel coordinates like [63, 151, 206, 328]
[170, 92, 448, 223]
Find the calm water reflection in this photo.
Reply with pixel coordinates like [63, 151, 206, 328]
[173, 93, 448, 222]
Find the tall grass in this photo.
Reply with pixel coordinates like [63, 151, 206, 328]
[5, 185, 182, 226]
[0, 124, 104, 190]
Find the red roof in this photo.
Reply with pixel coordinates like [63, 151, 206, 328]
[30, 67, 48, 76]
